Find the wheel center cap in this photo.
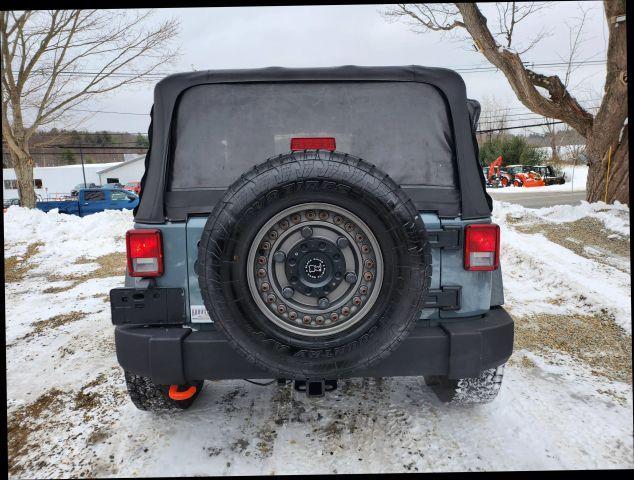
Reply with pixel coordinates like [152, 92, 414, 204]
[305, 257, 327, 280]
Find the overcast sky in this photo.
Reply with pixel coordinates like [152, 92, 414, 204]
[76, 2, 608, 134]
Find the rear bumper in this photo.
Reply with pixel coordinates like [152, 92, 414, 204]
[114, 307, 514, 384]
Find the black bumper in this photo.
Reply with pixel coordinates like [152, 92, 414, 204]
[114, 307, 514, 384]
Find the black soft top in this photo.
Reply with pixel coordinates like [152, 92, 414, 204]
[135, 65, 491, 223]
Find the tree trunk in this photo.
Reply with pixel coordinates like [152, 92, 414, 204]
[9, 144, 37, 208]
[586, 123, 629, 204]
[585, 0, 628, 205]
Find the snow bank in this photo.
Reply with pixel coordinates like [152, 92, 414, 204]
[3, 206, 133, 276]
[493, 200, 631, 333]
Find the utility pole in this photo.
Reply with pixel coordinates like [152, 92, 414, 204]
[79, 146, 87, 186]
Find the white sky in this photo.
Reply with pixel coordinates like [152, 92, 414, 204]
[76, 2, 609, 134]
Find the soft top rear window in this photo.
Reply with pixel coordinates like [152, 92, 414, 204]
[168, 81, 456, 191]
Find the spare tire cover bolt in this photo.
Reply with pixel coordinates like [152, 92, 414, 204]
[257, 268, 267, 277]
[274, 251, 286, 263]
[318, 297, 330, 309]
[336, 237, 349, 249]
[282, 287, 294, 299]
[345, 272, 358, 284]
[301, 226, 313, 238]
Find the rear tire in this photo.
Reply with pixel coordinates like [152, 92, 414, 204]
[124, 371, 204, 411]
[425, 365, 505, 405]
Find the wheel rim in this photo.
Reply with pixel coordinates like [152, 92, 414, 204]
[246, 202, 384, 337]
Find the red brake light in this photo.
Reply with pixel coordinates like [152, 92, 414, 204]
[290, 137, 336, 151]
[126, 229, 163, 277]
[464, 224, 500, 271]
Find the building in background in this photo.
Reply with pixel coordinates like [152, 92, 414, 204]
[97, 155, 145, 186]
[2, 162, 119, 200]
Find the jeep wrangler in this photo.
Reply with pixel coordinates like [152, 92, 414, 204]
[110, 66, 513, 411]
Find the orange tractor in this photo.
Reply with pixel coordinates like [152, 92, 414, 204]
[507, 165, 545, 187]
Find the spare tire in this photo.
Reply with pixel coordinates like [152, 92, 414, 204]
[198, 151, 431, 379]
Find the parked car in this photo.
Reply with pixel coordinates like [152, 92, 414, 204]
[70, 182, 97, 196]
[123, 181, 141, 195]
[37, 188, 138, 216]
[110, 66, 512, 411]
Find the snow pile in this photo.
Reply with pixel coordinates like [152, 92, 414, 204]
[3, 206, 133, 277]
[493, 200, 631, 333]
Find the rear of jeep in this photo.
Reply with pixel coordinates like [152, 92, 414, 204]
[110, 66, 513, 411]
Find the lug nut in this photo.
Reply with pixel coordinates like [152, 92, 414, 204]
[364, 259, 375, 269]
[267, 294, 276, 303]
[257, 268, 267, 278]
[315, 316, 325, 325]
[318, 242, 327, 250]
[289, 311, 298, 321]
[345, 223, 354, 232]
[318, 297, 330, 309]
[330, 312, 339, 322]
[269, 230, 278, 240]
[277, 304, 287, 314]
[303, 315, 312, 324]
[257, 256, 267, 265]
[279, 220, 289, 229]
[319, 211, 329, 220]
[353, 296, 362, 306]
[336, 237, 349, 249]
[274, 251, 286, 263]
[363, 271, 373, 281]
[262, 241, 271, 250]
[282, 287, 294, 299]
[359, 285, 368, 295]
[301, 226, 313, 238]
[361, 245, 370, 254]
[306, 210, 316, 219]
[334, 216, 343, 225]
[291, 214, 301, 223]
[335, 271, 342, 280]
[261, 282, 270, 292]
[356, 233, 364, 242]
[342, 306, 350, 316]
[345, 272, 358, 284]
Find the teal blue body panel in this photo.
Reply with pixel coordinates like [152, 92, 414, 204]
[126, 212, 499, 324]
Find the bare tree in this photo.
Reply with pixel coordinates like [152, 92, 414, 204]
[543, 119, 561, 165]
[1, 10, 179, 207]
[384, 2, 628, 204]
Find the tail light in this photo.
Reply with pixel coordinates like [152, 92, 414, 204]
[290, 137, 336, 151]
[464, 224, 500, 271]
[126, 229, 163, 277]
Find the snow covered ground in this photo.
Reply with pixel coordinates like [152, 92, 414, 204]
[487, 165, 588, 194]
[4, 201, 632, 477]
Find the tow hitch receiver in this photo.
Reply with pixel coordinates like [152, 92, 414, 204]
[294, 379, 338, 397]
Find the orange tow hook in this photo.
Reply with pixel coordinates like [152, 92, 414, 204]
[168, 384, 197, 401]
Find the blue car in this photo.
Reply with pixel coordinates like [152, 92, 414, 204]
[37, 188, 138, 216]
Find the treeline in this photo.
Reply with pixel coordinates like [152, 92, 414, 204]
[2, 129, 148, 168]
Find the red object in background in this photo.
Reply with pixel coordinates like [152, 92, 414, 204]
[126, 229, 163, 277]
[124, 181, 141, 195]
[488, 155, 503, 180]
[464, 223, 500, 271]
[290, 137, 336, 151]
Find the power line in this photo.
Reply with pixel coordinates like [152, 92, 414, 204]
[476, 120, 564, 134]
